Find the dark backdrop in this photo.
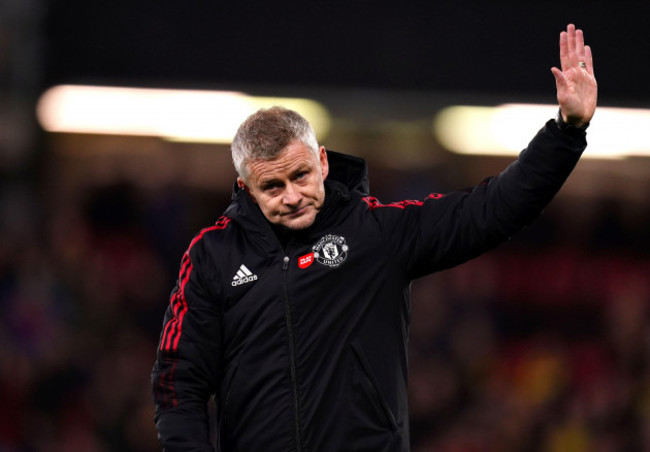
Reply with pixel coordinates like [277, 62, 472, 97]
[44, 1, 648, 104]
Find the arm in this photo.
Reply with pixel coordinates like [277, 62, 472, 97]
[151, 239, 221, 451]
[374, 25, 597, 277]
[379, 120, 587, 278]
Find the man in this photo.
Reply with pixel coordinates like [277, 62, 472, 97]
[152, 24, 597, 451]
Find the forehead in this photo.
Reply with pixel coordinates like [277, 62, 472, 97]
[248, 142, 317, 183]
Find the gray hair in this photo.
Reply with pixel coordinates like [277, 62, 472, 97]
[231, 106, 319, 180]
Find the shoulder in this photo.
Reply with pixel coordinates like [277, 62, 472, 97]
[184, 215, 235, 263]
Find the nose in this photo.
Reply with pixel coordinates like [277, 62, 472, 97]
[282, 183, 301, 206]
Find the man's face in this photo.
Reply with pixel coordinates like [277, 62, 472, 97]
[237, 141, 329, 230]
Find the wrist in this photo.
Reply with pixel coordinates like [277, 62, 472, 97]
[555, 109, 589, 132]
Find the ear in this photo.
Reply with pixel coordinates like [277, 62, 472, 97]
[319, 146, 329, 180]
[237, 176, 258, 204]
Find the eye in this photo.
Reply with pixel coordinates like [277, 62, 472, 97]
[261, 181, 282, 194]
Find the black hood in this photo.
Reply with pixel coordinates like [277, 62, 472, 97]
[324, 150, 369, 195]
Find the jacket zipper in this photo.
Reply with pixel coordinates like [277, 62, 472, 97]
[283, 255, 303, 452]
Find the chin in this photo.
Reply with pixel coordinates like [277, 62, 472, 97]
[282, 215, 317, 231]
[283, 220, 314, 231]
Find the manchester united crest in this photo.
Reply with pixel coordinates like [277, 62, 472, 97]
[313, 234, 349, 268]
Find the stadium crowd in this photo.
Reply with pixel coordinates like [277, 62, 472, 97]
[1, 165, 650, 451]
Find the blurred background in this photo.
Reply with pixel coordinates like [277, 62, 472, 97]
[2, 1, 650, 451]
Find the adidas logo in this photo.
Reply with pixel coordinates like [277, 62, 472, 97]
[231, 264, 258, 286]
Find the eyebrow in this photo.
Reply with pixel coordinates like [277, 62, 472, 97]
[258, 162, 313, 187]
[260, 179, 281, 189]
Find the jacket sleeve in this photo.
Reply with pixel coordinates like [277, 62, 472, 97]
[372, 119, 587, 279]
[151, 237, 221, 451]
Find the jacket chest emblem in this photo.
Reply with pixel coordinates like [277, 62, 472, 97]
[312, 234, 349, 268]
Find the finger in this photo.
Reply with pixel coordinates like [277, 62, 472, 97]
[566, 24, 576, 52]
[567, 23, 577, 62]
[551, 67, 566, 90]
[559, 31, 570, 71]
[585, 45, 595, 76]
[576, 29, 586, 62]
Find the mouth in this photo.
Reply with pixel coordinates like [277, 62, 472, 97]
[284, 206, 308, 218]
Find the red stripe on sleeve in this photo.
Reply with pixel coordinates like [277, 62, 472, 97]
[159, 216, 231, 352]
[160, 256, 191, 350]
[161, 256, 192, 351]
[362, 193, 444, 210]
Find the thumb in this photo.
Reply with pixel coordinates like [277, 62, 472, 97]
[551, 67, 566, 90]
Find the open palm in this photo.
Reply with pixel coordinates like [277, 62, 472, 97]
[551, 24, 598, 127]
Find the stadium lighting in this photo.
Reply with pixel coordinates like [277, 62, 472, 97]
[433, 104, 650, 159]
[36, 85, 331, 143]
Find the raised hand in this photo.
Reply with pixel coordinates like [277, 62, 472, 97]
[551, 24, 598, 127]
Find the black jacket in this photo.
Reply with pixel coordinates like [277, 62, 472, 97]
[152, 120, 587, 451]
